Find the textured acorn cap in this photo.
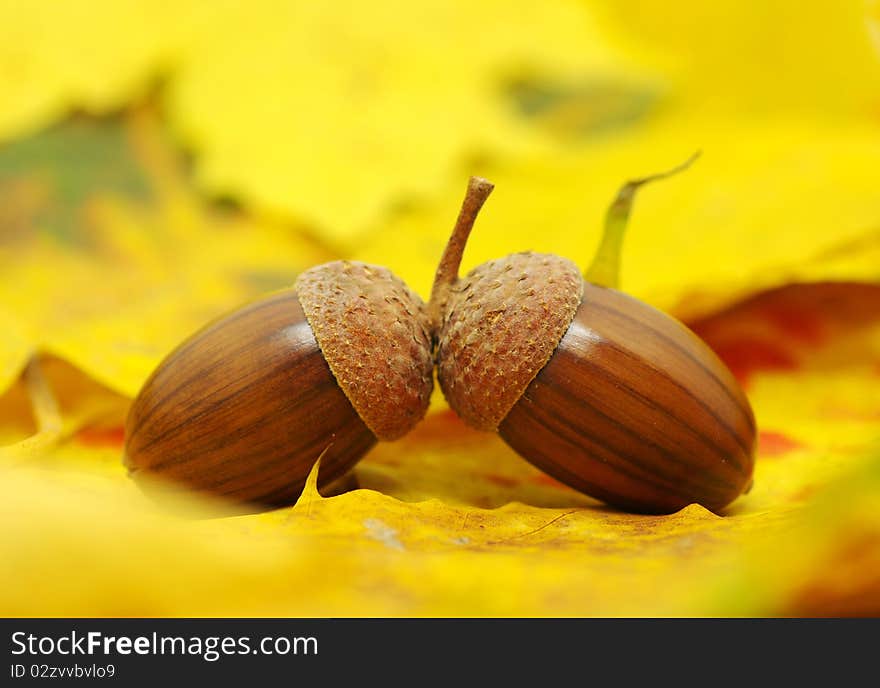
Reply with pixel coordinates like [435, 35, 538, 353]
[437, 252, 583, 431]
[296, 261, 433, 440]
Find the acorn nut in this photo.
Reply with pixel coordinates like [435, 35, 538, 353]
[124, 261, 434, 510]
[430, 162, 757, 514]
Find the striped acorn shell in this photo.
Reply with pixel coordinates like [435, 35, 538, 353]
[437, 251, 756, 514]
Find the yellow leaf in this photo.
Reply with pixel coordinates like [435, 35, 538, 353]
[689, 284, 880, 512]
[0, 109, 330, 398]
[592, 0, 880, 118]
[0, 356, 128, 461]
[0, 306, 31, 396]
[165, 0, 638, 244]
[357, 119, 880, 318]
[706, 453, 880, 616]
[2, 286, 878, 616]
[0, 0, 184, 139]
[0, 0, 644, 245]
[2, 0, 880, 620]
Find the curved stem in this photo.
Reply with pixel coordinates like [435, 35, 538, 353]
[585, 151, 701, 289]
[428, 176, 494, 333]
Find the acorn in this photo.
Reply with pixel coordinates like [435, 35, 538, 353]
[124, 261, 433, 510]
[430, 160, 756, 514]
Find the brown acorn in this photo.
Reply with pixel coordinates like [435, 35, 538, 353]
[124, 261, 433, 510]
[430, 164, 756, 514]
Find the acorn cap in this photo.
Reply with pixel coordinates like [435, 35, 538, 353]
[296, 261, 434, 440]
[437, 252, 583, 431]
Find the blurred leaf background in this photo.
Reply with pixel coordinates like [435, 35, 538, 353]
[2, 0, 880, 616]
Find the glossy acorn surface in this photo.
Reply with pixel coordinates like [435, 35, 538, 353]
[499, 282, 756, 514]
[431, 173, 757, 515]
[124, 259, 434, 510]
[124, 290, 376, 508]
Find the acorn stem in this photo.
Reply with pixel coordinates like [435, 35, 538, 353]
[428, 176, 494, 332]
[584, 151, 701, 289]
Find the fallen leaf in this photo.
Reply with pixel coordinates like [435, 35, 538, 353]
[2, 283, 878, 616]
[0, 108, 330, 399]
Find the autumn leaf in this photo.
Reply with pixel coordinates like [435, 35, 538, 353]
[356, 120, 880, 321]
[1, 0, 880, 618]
[0, 0, 644, 245]
[0, 108, 329, 399]
[591, 0, 880, 118]
[2, 282, 879, 616]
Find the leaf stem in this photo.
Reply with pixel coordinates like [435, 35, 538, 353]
[585, 151, 701, 288]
